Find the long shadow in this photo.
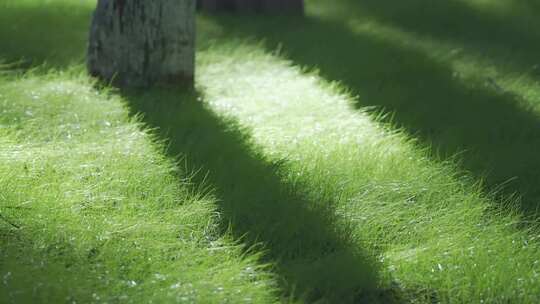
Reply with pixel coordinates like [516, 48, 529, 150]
[348, 0, 540, 77]
[205, 12, 540, 215]
[123, 89, 411, 303]
[3, 2, 390, 302]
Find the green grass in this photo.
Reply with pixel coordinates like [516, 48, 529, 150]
[205, 0, 540, 215]
[0, 71, 279, 303]
[2, 0, 540, 303]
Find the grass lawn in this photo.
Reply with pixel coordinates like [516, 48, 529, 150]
[0, 71, 279, 303]
[1, 0, 540, 303]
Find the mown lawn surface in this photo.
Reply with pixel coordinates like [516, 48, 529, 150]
[0, 72, 279, 303]
[1, 0, 540, 303]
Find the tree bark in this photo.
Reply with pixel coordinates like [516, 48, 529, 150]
[260, 0, 303, 14]
[88, 0, 196, 87]
[198, 0, 304, 15]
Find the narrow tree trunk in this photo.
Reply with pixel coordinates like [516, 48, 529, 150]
[197, 0, 220, 12]
[198, 0, 304, 15]
[88, 0, 196, 87]
[197, 0, 237, 12]
[259, 0, 303, 14]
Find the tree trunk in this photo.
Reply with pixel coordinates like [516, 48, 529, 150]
[260, 0, 303, 14]
[88, 0, 196, 87]
[198, 0, 304, 15]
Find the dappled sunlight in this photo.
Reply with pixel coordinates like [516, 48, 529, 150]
[197, 40, 384, 157]
[204, 4, 540, 214]
[342, 0, 540, 78]
[345, 17, 540, 110]
[3, 0, 540, 303]
[198, 7, 540, 302]
[309, 0, 540, 109]
[0, 72, 279, 303]
[455, 0, 512, 13]
[124, 86, 386, 302]
[455, 0, 536, 17]
[193, 31, 540, 301]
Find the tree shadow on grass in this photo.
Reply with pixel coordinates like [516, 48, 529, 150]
[0, 227, 107, 303]
[123, 89, 411, 303]
[205, 12, 540, 216]
[349, 0, 540, 77]
[0, 2, 93, 69]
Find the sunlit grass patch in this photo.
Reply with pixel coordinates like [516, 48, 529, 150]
[0, 71, 278, 303]
[193, 35, 540, 302]
[203, 0, 540, 214]
[2, 0, 540, 303]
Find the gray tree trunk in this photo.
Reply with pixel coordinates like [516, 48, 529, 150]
[259, 0, 304, 14]
[88, 0, 196, 87]
[197, 0, 304, 15]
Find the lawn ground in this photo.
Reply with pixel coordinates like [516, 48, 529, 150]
[1, 0, 540, 303]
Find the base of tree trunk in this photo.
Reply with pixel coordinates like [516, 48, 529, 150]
[88, 0, 196, 88]
[197, 0, 304, 15]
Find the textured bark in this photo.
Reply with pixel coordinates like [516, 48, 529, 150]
[88, 0, 195, 87]
[197, 0, 304, 15]
[260, 0, 303, 14]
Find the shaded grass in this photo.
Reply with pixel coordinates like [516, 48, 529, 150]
[124, 89, 386, 303]
[190, 38, 540, 303]
[0, 0, 93, 69]
[203, 0, 540, 215]
[350, 0, 540, 77]
[2, 0, 540, 303]
[0, 71, 279, 303]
